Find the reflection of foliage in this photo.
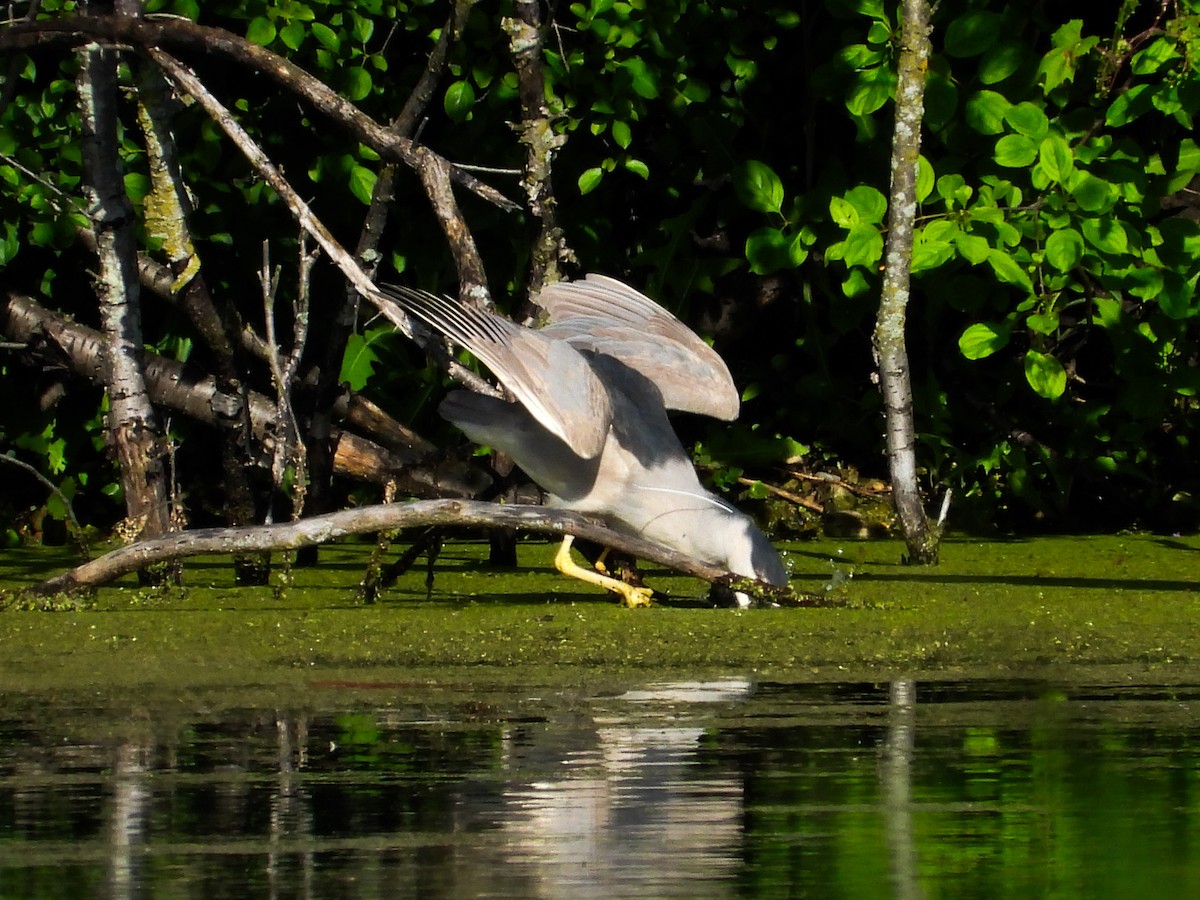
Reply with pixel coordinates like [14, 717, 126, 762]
[1, 0, 1198, 539]
[739, 707, 1200, 896]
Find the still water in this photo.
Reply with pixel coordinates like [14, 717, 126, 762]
[0, 679, 1197, 898]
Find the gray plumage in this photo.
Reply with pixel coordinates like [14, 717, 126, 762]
[380, 275, 788, 595]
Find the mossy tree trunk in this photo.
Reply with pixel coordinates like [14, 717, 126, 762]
[873, 0, 942, 565]
[76, 32, 176, 576]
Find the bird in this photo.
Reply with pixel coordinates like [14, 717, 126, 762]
[379, 275, 788, 606]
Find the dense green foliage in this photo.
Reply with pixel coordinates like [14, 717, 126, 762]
[1, 0, 1198, 542]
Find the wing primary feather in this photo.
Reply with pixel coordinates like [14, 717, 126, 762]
[378, 284, 612, 458]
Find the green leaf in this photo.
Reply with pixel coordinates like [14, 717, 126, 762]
[1081, 216, 1128, 254]
[844, 184, 888, 224]
[922, 219, 957, 243]
[986, 248, 1033, 291]
[994, 134, 1037, 168]
[944, 11, 1004, 58]
[924, 68, 959, 130]
[966, 90, 1012, 135]
[623, 157, 649, 179]
[1044, 228, 1084, 271]
[311, 22, 341, 52]
[349, 12, 375, 44]
[936, 173, 973, 208]
[246, 17, 276, 46]
[916, 155, 934, 203]
[1125, 266, 1164, 301]
[1003, 102, 1049, 140]
[279, 21, 306, 51]
[1037, 21, 1099, 93]
[340, 331, 381, 391]
[867, 20, 891, 45]
[1091, 296, 1123, 329]
[1037, 134, 1074, 184]
[959, 322, 1010, 359]
[1159, 271, 1198, 319]
[978, 40, 1026, 84]
[845, 67, 894, 117]
[611, 120, 632, 149]
[578, 167, 604, 195]
[854, 0, 887, 20]
[734, 160, 784, 214]
[829, 195, 858, 229]
[124, 172, 150, 204]
[954, 231, 991, 264]
[1105, 84, 1154, 127]
[1131, 35, 1181, 76]
[745, 227, 794, 275]
[911, 230, 955, 273]
[1024, 350, 1066, 399]
[0, 221, 18, 265]
[621, 57, 660, 99]
[348, 165, 377, 205]
[789, 230, 813, 267]
[841, 222, 884, 268]
[343, 67, 372, 102]
[1026, 311, 1059, 335]
[1070, 173, 1116, 213]
[444, 80, 476, 122]
[1175, 138, 1200, 180]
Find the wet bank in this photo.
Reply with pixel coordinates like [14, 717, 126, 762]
[1, 533, 1198, 702]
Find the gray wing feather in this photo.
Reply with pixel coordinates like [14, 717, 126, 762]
[535, 275, 740, 421]
[378, 285, 612, 459]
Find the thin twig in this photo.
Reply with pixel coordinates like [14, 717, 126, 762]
[0, 15, 520, 211]
[0, 451, 90, 558]
[259, 239, 289, 521]
[147, 48, 497, 399]
[735, 476, 825, 513]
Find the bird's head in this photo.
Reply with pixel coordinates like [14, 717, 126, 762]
[711, 516, 789, 608]
[634, 491, 788, 607]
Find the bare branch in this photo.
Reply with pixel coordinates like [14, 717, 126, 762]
[146, 49, 416, 334]
[26, 500, 775, 599]
[0, 13, 519, 211]
[0, 451, 89, 557]
[0, 292, 487, 497]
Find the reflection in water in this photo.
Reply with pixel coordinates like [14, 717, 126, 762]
[0, 680, 1198, 898]
[882, 680, 921, 900]
[108, 741, 149, 900]
[494, 681, 751, 897]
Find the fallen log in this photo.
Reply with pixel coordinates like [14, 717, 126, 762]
[1, 291, 488, 497]
[25, 499, 803, 605]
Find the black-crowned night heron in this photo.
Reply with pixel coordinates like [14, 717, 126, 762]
[382, 275, 788, 606]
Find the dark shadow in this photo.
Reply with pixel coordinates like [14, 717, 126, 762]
[1151, 538, 1200, 553]
[858, 572, 1199, 593]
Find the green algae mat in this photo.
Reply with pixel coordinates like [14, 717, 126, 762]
[2, 533, 1198, 698]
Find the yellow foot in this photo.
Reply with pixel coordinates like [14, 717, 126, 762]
[618, 584, 654, 608]
[555, 535, 653, 608]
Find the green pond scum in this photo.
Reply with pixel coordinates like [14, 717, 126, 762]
[0, 533, 1198, 701]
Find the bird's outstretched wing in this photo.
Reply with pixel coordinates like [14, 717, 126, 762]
[535, 275, 740, 421]
[377, 285, 612, 459]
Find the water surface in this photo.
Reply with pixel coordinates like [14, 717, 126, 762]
[1, 679, 1197, 898]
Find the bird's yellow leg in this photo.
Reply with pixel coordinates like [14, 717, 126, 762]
[554, 535, 653, 608]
